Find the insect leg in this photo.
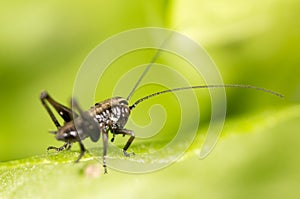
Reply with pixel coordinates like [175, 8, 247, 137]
[75, 139, 87, 163]
[102, 130, 108, 174]
[66, 143, 73, 150]
[40, 91, 77, 124]
[114, 129, 135, 157]
[47, 142, 72, 152]
[40, 91, 61, 128]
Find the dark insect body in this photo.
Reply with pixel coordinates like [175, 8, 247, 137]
[40, 93, 133, 173]
[40, 45, 283, 174]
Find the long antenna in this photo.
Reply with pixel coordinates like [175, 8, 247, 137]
[129, 84, 284, 110]
[126, 33, 174, 100]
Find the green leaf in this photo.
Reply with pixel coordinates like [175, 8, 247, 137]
[1, 105, 300, 199]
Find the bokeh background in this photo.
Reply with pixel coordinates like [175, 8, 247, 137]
[1, 0, 300, 198]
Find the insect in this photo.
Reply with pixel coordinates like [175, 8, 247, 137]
[40, 46, 283, 174]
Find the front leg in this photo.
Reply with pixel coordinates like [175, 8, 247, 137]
[113, 129, 135, 157]
[102, 130, 108, 174]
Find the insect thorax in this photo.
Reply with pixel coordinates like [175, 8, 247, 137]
[91, 97, 131, 130]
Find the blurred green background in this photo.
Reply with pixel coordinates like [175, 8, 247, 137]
[0, 0, 300, 198]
